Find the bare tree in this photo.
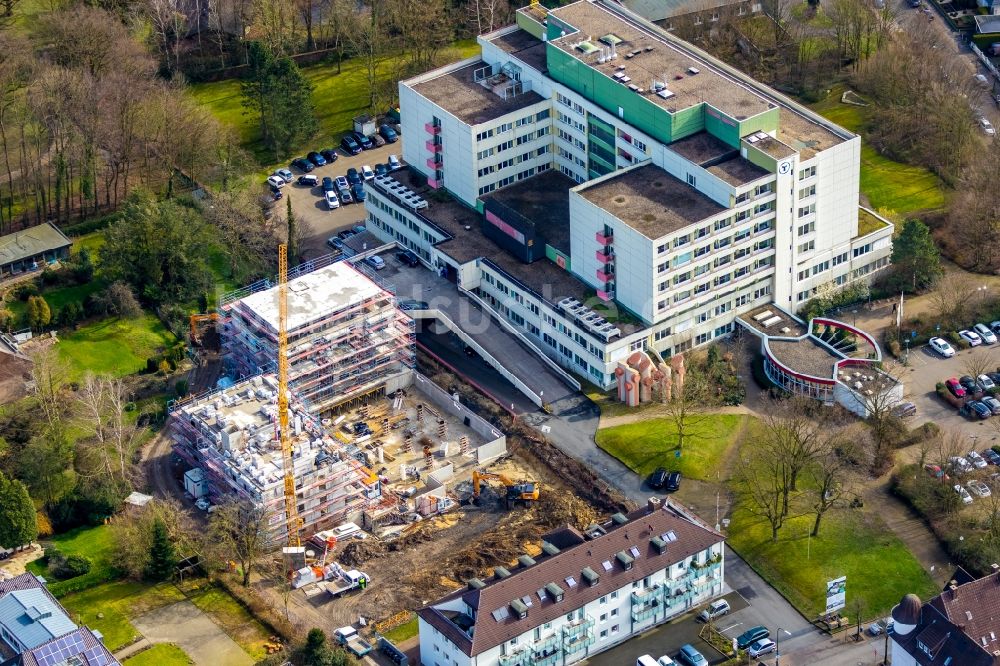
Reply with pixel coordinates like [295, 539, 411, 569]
[75, 374, 144, 493]
[145, 0, 187, 76]
[928, 272, 975, 326]
[662, 366, 714, 454]
[209, 498, 274, 586]
[808, 438, 855, 536]
[345, 1, 391, 111]
[736, 437, 791, 542]
[111, 498, 200, 580]
[963, 349, 996, 384]
[466, 0, 510, 36]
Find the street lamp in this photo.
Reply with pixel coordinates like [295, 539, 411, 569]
[775, 627, 792, 666]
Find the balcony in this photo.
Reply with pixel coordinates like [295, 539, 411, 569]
[424, 122, 441, 135]
[595, 230, 613, 245]
[533, 634, 561, 655]
[632, 601, 660, 623]
[426, 157, 442, 170]
[597, 289, 614, 302]
[595, 268, 614, 283]
[631, 586, 662, 623]
[499, 647, 533, 666]
[595, 250, 614, 265]
[425, 139, 442, 153]
[562, 616, 595, 653]
[534, 652, 561, 666]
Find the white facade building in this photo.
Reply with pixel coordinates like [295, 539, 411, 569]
[417, 498, 725, 666]
[366, 0, 893, 389]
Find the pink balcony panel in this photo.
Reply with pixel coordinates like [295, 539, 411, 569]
[426, 157, 442, 170]
[595, 231, 613, 246]
[427, 178, 440, 189]
[425, 140, 442, 153]
[595, 250, 614, 264]
[425, 123, 441, 135]
[597, 289, 614, 302]
[596, 269, 613, 282]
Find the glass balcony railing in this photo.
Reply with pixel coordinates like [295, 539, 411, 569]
[563, 631, 595, 654]
[534, 651, 561, 666]
[498, 647, 532, 666]
[533, 634, 560, 655]
[632, 602, 659, 623]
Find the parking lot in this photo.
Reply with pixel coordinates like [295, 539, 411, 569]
[270, 140, 403, 258]
[900, 335, 1000, 444]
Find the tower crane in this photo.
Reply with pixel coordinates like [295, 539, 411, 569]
[277, 243, 303, 549]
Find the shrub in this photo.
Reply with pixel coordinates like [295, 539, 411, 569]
[53, 555, 92, 580]
[15, 282, 40, 301]
[175, 379, 189, 397]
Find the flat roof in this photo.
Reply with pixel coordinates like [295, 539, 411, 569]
[668, 131, 734, 164]
[483, 170, 575, 254]
[487, 28, 549, 73]
[577, 163, 725, 239]
[777, 108, 845, 160]
[411, 60, 546, 125]
[740, 304, 806, 337]
[0, 222, 71, 267]
[237, 262, 386, 332]
[548, 1, 772, 120]
[768, 338, 838, 379]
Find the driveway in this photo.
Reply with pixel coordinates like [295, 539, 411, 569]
[132, 600, 254, 666]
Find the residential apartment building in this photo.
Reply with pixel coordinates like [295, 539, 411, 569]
[0, 573, 119, 666]
[417, 497, 724, 666]
[365, 0, 892, 389]
[219, 261, 415, 413]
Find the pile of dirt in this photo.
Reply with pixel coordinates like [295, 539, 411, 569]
[340, 539, 388, 566]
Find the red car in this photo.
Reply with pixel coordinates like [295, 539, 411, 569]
[924, 464, 950, 482]
[946, 377, 967, 398]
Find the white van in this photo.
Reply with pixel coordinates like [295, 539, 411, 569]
[637, 656, 659, 666]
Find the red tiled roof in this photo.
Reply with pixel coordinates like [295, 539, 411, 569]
[418, 499, 723, 657]
[930, 571, 1000, 655]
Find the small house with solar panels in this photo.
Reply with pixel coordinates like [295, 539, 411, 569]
[416, 497, 724, 666]
[0, 573, 119, 666]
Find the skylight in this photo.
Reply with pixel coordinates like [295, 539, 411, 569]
[565, 576, 577, 588]
[491, 607, 509, 622]
[602, 560, 613, 571]
[629, 546, 641, 558]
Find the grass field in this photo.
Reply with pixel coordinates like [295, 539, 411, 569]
[27, 525, 120, 596]
[124, 643, 193, 666]
[186, 584, 272, 660]
[189, 41, 480, 166]
[727, 506, 937, 618]
[60, 582, 186, 651]
[382, 616, 419, 644]
[595, 414, 748, 481]
[56, 313, 176, 380]
[809, 89, 947, 218]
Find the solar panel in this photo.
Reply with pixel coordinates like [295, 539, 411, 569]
[565, 576, 577, 588]
[491, 607, 510, 622]
[522, 595, 533, 607]
[602, 560, 613, 571]
[629, 546, 641, 558]
[33, 631, 87, 666]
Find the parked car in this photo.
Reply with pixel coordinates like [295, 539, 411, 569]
[341, 135, 362, 155]
[992, 321, 1000, 336]
[946, 377, 966, 398]
[370, 132, 386, 147]
[975, 323, 998, 344]
[351, 183, 366, 202]
[748, 639, 776, 659]
[397, 299, 429, 311]
[271, 188, 283, 200]
[351, 131, 374, 150]
[980, 374, 996, 391]
[989, 372, 1000, 386]
[291, 157, 314, 172]
[338, 229, 358, 240]
[324, 190, 340, 210]
[266, 174, 285, 188]
[960, 375, 979, 392]
[353, 224, 367, 234]
[273, 168, 293, 183]
[335, 176, 352, 203]
[365, 255, 385, 270]
[320, 148, 339, 163]
[648, 467, 669, 490]
[346, 167, 362, 185]
[698, 599, 731, 622]
[962, 400, 992, 420]
[396, 249, 420, 267]
[307, 151, 327, 167]
[983, 448, 1000, 465]
[929, 337, 956, 358]
[322, 176, 335, 192]
[924, 464, 950, 481]
[736, 626, 770, 650]
[327, 237, 345, 251]
[983, 396, 1000, 416]
[374, 163, 388, 176]
[388, 154, 402, 171]
[379, 124, 398, 143]
[656, 657, 676, 666]
[968, 479, 992, 498]
[980, 117, 996, 136]
[297, 174, 318, 187]
[968, 451, 988, 469]
[960, 329, 983, 346]
[950, 456, 974, 473]
[677, 644, 706, 666]
[361, 165, 375, 181]
[955, 484, 974, 505]
[664, 471, 682, 492]
[195, 498, 210, 511]
[891, 402, 917, 419]
[868, 617, 894, 636]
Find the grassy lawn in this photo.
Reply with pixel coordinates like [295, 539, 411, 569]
[727, 506, 937, 618]
[189, 40, 480, 166]
[186, 584, 272, 660]
[71, 230, 108, 257]
[809, 89, 947, 218]
[124, 643, 192, 666]
[382, 615, 419, 644]
[27, 525, 119, 596]
[60, 581, 186, 651]
[57, 313, 176, 380]
[595, 414, 748, 481]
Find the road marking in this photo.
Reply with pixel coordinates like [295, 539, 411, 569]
[719, 621, 742, 634]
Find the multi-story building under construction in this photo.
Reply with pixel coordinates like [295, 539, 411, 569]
[219, 261, 415, 414]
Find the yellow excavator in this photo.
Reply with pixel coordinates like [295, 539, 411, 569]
[472, 470, 539, 508]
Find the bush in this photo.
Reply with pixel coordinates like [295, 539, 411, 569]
[15, 282, 40, 301]
[175, 379, 189, 398]
[53, 554, 92, 580]
[891, 465, 961, 518]
[62, 212, 122, 237]
[936, 383, 964, 409]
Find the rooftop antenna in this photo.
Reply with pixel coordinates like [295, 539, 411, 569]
[610, 42, 617, 58]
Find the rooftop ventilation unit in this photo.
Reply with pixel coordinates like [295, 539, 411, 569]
[467, 578, 485, 590]
[611, 513, 629, 525]
[518, 555, 536, 568]
[656, 89, 675, 100]
[541, 541, 561, 556]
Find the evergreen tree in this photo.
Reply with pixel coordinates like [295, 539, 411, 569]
[286, 197, 298, 268]
[301, 628, 334, 666]
[0, 472, 38, 549]
[145, 518, 176, 581]
[889, 219, 942, 293]
[27, 295, 51, 331]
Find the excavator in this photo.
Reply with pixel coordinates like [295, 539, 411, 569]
[472, 470, 539, 508]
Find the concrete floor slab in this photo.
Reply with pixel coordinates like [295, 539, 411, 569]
[132, 600, 254, 666]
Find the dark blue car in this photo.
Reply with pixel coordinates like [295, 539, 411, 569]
[341, 135, 362, 155]
[379, 124, 398, 143]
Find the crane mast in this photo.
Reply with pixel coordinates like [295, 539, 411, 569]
[277, 243, 302, 548]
